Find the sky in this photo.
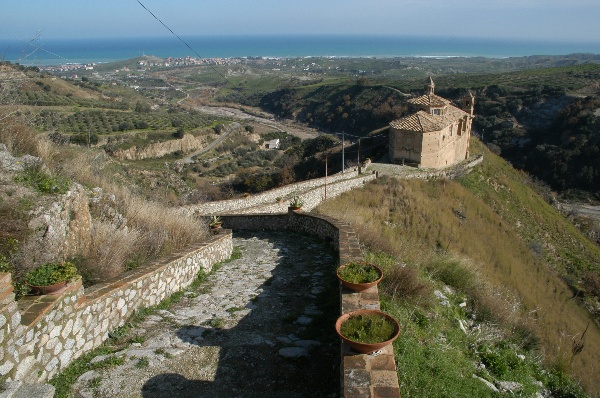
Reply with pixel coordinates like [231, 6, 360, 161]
[2, 0, 599, 43]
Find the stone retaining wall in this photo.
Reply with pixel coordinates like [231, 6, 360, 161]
[0, 232, 232, 384]
[227, 173, 377, 214]
[221, 210, 401, 398]
[1, 207, 400, 396]
[181, 168, 372, 216]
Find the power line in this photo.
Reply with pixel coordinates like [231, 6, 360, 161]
[135, 0, 230, 84]
[335, 131, 388, 140]
[0, 30, 70, 65]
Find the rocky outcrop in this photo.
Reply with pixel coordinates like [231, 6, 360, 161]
[25, 184, 92, 267]
[0, 144, 41, 172]
[111, 134, 206, 161]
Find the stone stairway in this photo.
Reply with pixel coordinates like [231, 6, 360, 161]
[0, 381, 54, 398]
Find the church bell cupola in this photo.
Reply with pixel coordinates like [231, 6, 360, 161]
[426, 76, 435, 96]
[461, 91, 475, 117]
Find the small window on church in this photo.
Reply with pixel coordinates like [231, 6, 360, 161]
[433, 109, 440, 115]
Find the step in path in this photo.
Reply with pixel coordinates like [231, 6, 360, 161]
[71, 230, 340, 398]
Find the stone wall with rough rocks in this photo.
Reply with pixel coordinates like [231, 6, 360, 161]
[221, 210, 401, 398]
[0, 232, 232, 384]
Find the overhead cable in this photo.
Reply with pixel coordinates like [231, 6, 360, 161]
[135, 0, 230, 83]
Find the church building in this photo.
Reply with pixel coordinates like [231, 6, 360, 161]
[389, 77, 475, 169]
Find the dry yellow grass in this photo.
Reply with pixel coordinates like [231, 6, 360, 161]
[0, 112, 209, 286]
[315, 148, 600, 395]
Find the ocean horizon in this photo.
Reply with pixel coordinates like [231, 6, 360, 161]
[1, 34, 600, 66]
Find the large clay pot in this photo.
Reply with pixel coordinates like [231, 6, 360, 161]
[27, 280, 68, 295]
[335, 309, 400, 354]
[336, 262, 383, 292]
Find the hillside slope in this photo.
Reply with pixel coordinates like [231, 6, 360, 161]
[315, 138, 600, 396]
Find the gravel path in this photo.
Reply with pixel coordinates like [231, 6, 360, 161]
[72, 231, 339, 398]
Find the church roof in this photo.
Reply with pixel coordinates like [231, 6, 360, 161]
[408, 94, 449, 107]
[390, 105, 469, 133]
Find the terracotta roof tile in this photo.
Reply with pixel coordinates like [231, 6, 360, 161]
[408, 94, 449, 107]
[390, 105, 469, 133]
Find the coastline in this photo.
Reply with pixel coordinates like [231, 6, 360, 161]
[2, 34, 600, 66]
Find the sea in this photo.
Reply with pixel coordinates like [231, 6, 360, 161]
[1, 35, 599, 66]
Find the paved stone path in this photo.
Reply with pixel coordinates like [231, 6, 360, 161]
[72, 231, 339, 398]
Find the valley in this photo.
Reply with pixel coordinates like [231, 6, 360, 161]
[1, 53, 600, 396]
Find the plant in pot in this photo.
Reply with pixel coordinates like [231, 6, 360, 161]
[289, 196, 304, 210]
[335, 309, 400, 354]
[209, 215, 222, 230]
[25, 261, 78, 295]
[337, 261, 383, 292]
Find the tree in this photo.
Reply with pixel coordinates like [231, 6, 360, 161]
[173, 128, 185, 139]
[214, 124, 224, 134]
[134, 101, 151, 113]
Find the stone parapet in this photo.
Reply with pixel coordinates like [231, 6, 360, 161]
[181, 168, 375, 216]
[220, 174, 376, 215]
[0, 232, 232, 384]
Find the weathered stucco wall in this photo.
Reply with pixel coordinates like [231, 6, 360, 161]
[390, 117, 472, 169]
[0, 232, 232, 383]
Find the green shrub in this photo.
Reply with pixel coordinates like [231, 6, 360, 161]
[15, 167, 71, 194]
[426, 255, 477, 294]
[544, 370, 588, 398]
[380, 264, 431, 303]
[25, 262, 78, 286]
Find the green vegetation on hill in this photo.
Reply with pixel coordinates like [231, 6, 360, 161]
[259, 82, 407, 134]
[251, 62, 600, 199]
[316, 139, 600, 396]
[525, 97, 600, 196]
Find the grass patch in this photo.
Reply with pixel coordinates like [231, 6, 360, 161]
[15, 167, 71, 195]
[315, 144, 599, 395]
[207, 318, 224, 328]
[50, 349, 125, 398]
[130, 335, 146, 344]
[230, 246, 242, 260]
[87, 376, 102, 389]
[380, 264, 432, 303]
[424, 255, 478, 295]
[135, 357, 149, 369]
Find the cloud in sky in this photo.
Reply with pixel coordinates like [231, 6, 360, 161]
[1, 0, 599, 42]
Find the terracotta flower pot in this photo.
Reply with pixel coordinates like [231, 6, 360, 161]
[336, 309, 400, 354]
[336, 262, 383, 292]
[27, 280, 68, 295]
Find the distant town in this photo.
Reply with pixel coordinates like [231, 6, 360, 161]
[39, 56, 243, 76]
